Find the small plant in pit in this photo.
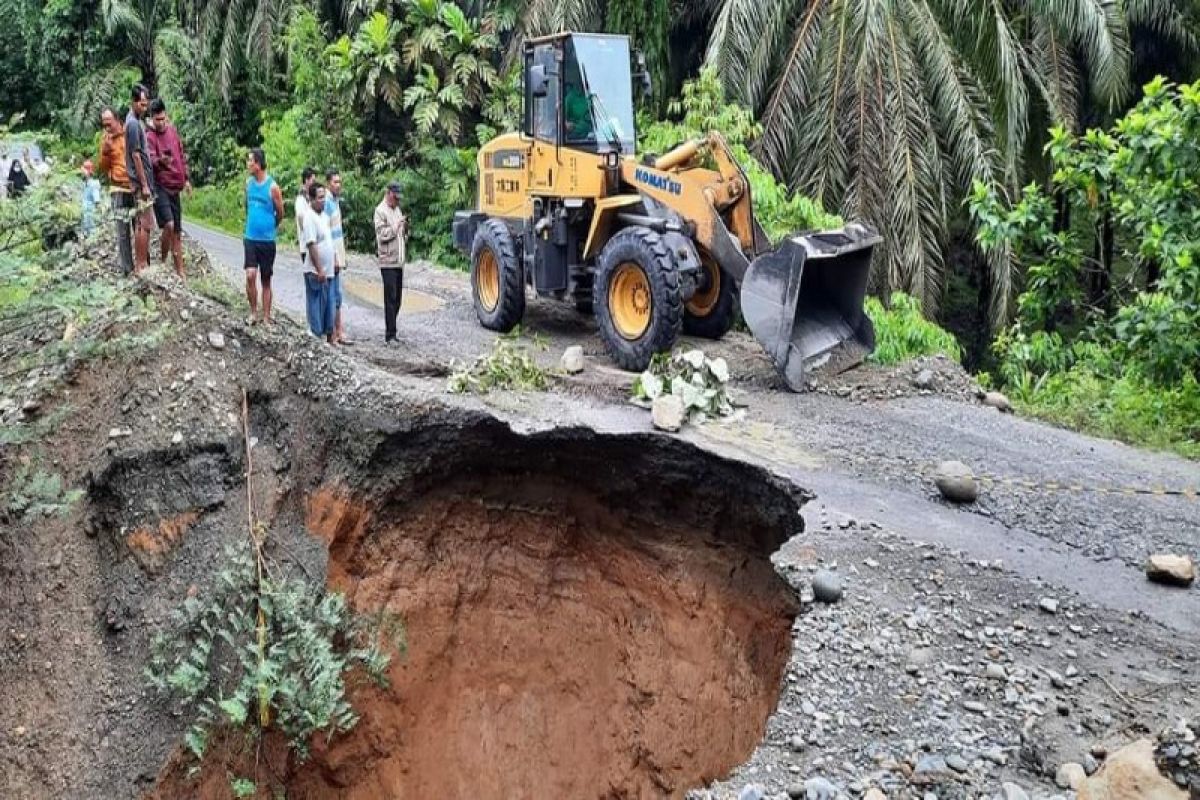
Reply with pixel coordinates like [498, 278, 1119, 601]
[2, 460, 82, 521]
[632, 349, 737, 424]
[865, 292, 962, 365]
[145, 541, 406, 766]
[447, 329, 551, 393]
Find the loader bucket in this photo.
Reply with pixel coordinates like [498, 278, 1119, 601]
[740, 224, 881, 391]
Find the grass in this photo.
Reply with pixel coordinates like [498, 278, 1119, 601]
[185, 183, 243, 238]
[865, 292, 962, 365]
[4, 460, 83, 520]
[1006, 367, 1200, 459]
[447, 331, 551, 394]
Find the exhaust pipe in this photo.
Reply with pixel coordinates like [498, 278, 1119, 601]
[740, 224, 880, 391]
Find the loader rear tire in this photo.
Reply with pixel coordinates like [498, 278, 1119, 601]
[683, 256, 738, 339]
[594, 227, 683, 372]
[471, 219, 524, 332]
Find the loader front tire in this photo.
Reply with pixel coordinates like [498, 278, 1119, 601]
[471, 219, 524, 332]
[594, 227, 683, 371]
[683, 256, 738, 339]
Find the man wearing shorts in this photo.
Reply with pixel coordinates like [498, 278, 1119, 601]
[124, 84, 156, 274]
[243, 148, 284, 325]
[301, 182, 336, 343]
[324, 169, 353, 345]
[146, 98, 192, 279]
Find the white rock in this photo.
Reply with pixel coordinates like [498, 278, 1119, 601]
[651, 394, 685, 432]
[560, 346, 585, 374]
[1145, 554, 1196, 587]
[207, 331, 226, 350]
[171, 432, 183, 445]
[1056, 762, 1086, 790]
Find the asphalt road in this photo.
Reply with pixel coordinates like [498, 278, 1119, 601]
[187, 220, 1200, 634]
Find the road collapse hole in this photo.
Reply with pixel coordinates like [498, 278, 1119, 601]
[288, 430, 805, 798]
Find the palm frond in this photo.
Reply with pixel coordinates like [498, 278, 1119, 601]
[1027, 0, 1129, 108]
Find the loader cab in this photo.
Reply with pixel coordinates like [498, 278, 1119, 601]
[523, 33, 637, 155]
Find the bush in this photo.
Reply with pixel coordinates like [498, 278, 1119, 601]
[865, 292, 962, 365]
[185, 182, 242, 237]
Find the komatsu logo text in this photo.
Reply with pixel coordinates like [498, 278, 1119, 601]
[635, 168, 682, 196]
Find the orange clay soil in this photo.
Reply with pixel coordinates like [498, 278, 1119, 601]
[151, 473, 798, 799]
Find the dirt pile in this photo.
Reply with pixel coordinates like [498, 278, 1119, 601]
[814, 354, 981, 403]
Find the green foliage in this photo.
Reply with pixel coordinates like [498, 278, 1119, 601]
[632, 349, 736, 423]
[969, 77, 1200, 456]
[398, 145, 477, 269]
[3, 463, 82, 521]
[146, 543, 405, 763]
[400, 0, 501, 144]
[448, 331, 551, 393]
[865, 292, 962, 365]
[229, 777, 257, 799]
[185, 183, 244, 237]
[639, 68, 840, 243]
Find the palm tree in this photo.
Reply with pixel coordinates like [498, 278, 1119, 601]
[703, 0, 1193, 327]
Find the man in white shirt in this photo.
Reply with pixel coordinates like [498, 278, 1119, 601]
[294, 167, 315, 264]
[301, 181, 336, 343]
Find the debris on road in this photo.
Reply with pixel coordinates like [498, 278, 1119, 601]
[810, 569, 843, 603]
[651, 394, 685, 432]
[980, 389, 1014, 413]
[935, 460, 979, 503]
[1145, 554, 1196, 587]
[560, 345, 585, 374]
[633, 349, 737, 426]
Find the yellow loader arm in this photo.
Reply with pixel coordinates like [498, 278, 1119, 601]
[624, 133, 880, 390]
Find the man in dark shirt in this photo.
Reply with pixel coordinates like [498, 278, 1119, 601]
[147, 98, 191, 279]
[124, 84, 156, 274]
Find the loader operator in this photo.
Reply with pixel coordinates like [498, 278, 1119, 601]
[564, 78, 594, 141]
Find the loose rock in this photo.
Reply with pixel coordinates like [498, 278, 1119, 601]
[981, 391, 1014, 413]
[804, 776, 838, 800]
[1145, 554, 1196, 587]
[560, 345, 585, 374]
[913, 369, 935, 390]
[1039, 597, 1059, 614]
[1077, 739, 1187, 800]
[1056, 762, 1086, 790]
[999, 782, 1030, 800]
[947, 754, 970, 773]
[935, 460, 979, 503]
[811, 569, 843, 604]
[651, 395, 684, 432]
[207, 331, 226, 350]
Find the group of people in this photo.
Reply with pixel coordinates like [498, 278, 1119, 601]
[96, 84, 192, 278]
[87, 81, 408, 344]
[239, 153, 408, 344]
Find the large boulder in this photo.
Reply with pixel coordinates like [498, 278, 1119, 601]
[935, 460, 979, 503]
[1077, 739, 1187, 800]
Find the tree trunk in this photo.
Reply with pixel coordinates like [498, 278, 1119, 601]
[1146, 258, 1161, 290]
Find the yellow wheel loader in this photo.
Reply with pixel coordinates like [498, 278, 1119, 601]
[452, 32, 880, 390]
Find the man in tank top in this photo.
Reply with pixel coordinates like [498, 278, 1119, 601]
[242, 148, 284, 325]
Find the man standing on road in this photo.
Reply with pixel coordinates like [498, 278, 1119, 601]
[243, 148, 285, 325]
[146, 98, 191, 279]
[301, 181, 336, 343]
[98, 107, 134, 273]
[373, 181, 407, 344]
[294, 167, 315, 264]
[124, 84, 157, 274]
[323, 168, 352, 345]
[80, 159, 102, 238]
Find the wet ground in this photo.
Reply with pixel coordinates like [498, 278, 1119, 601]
[175, 223, 1200, 799]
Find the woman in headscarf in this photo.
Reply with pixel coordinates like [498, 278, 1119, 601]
[7, 159, 30, 198]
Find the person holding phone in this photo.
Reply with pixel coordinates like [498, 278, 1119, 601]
[146, 98, 192, 279]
